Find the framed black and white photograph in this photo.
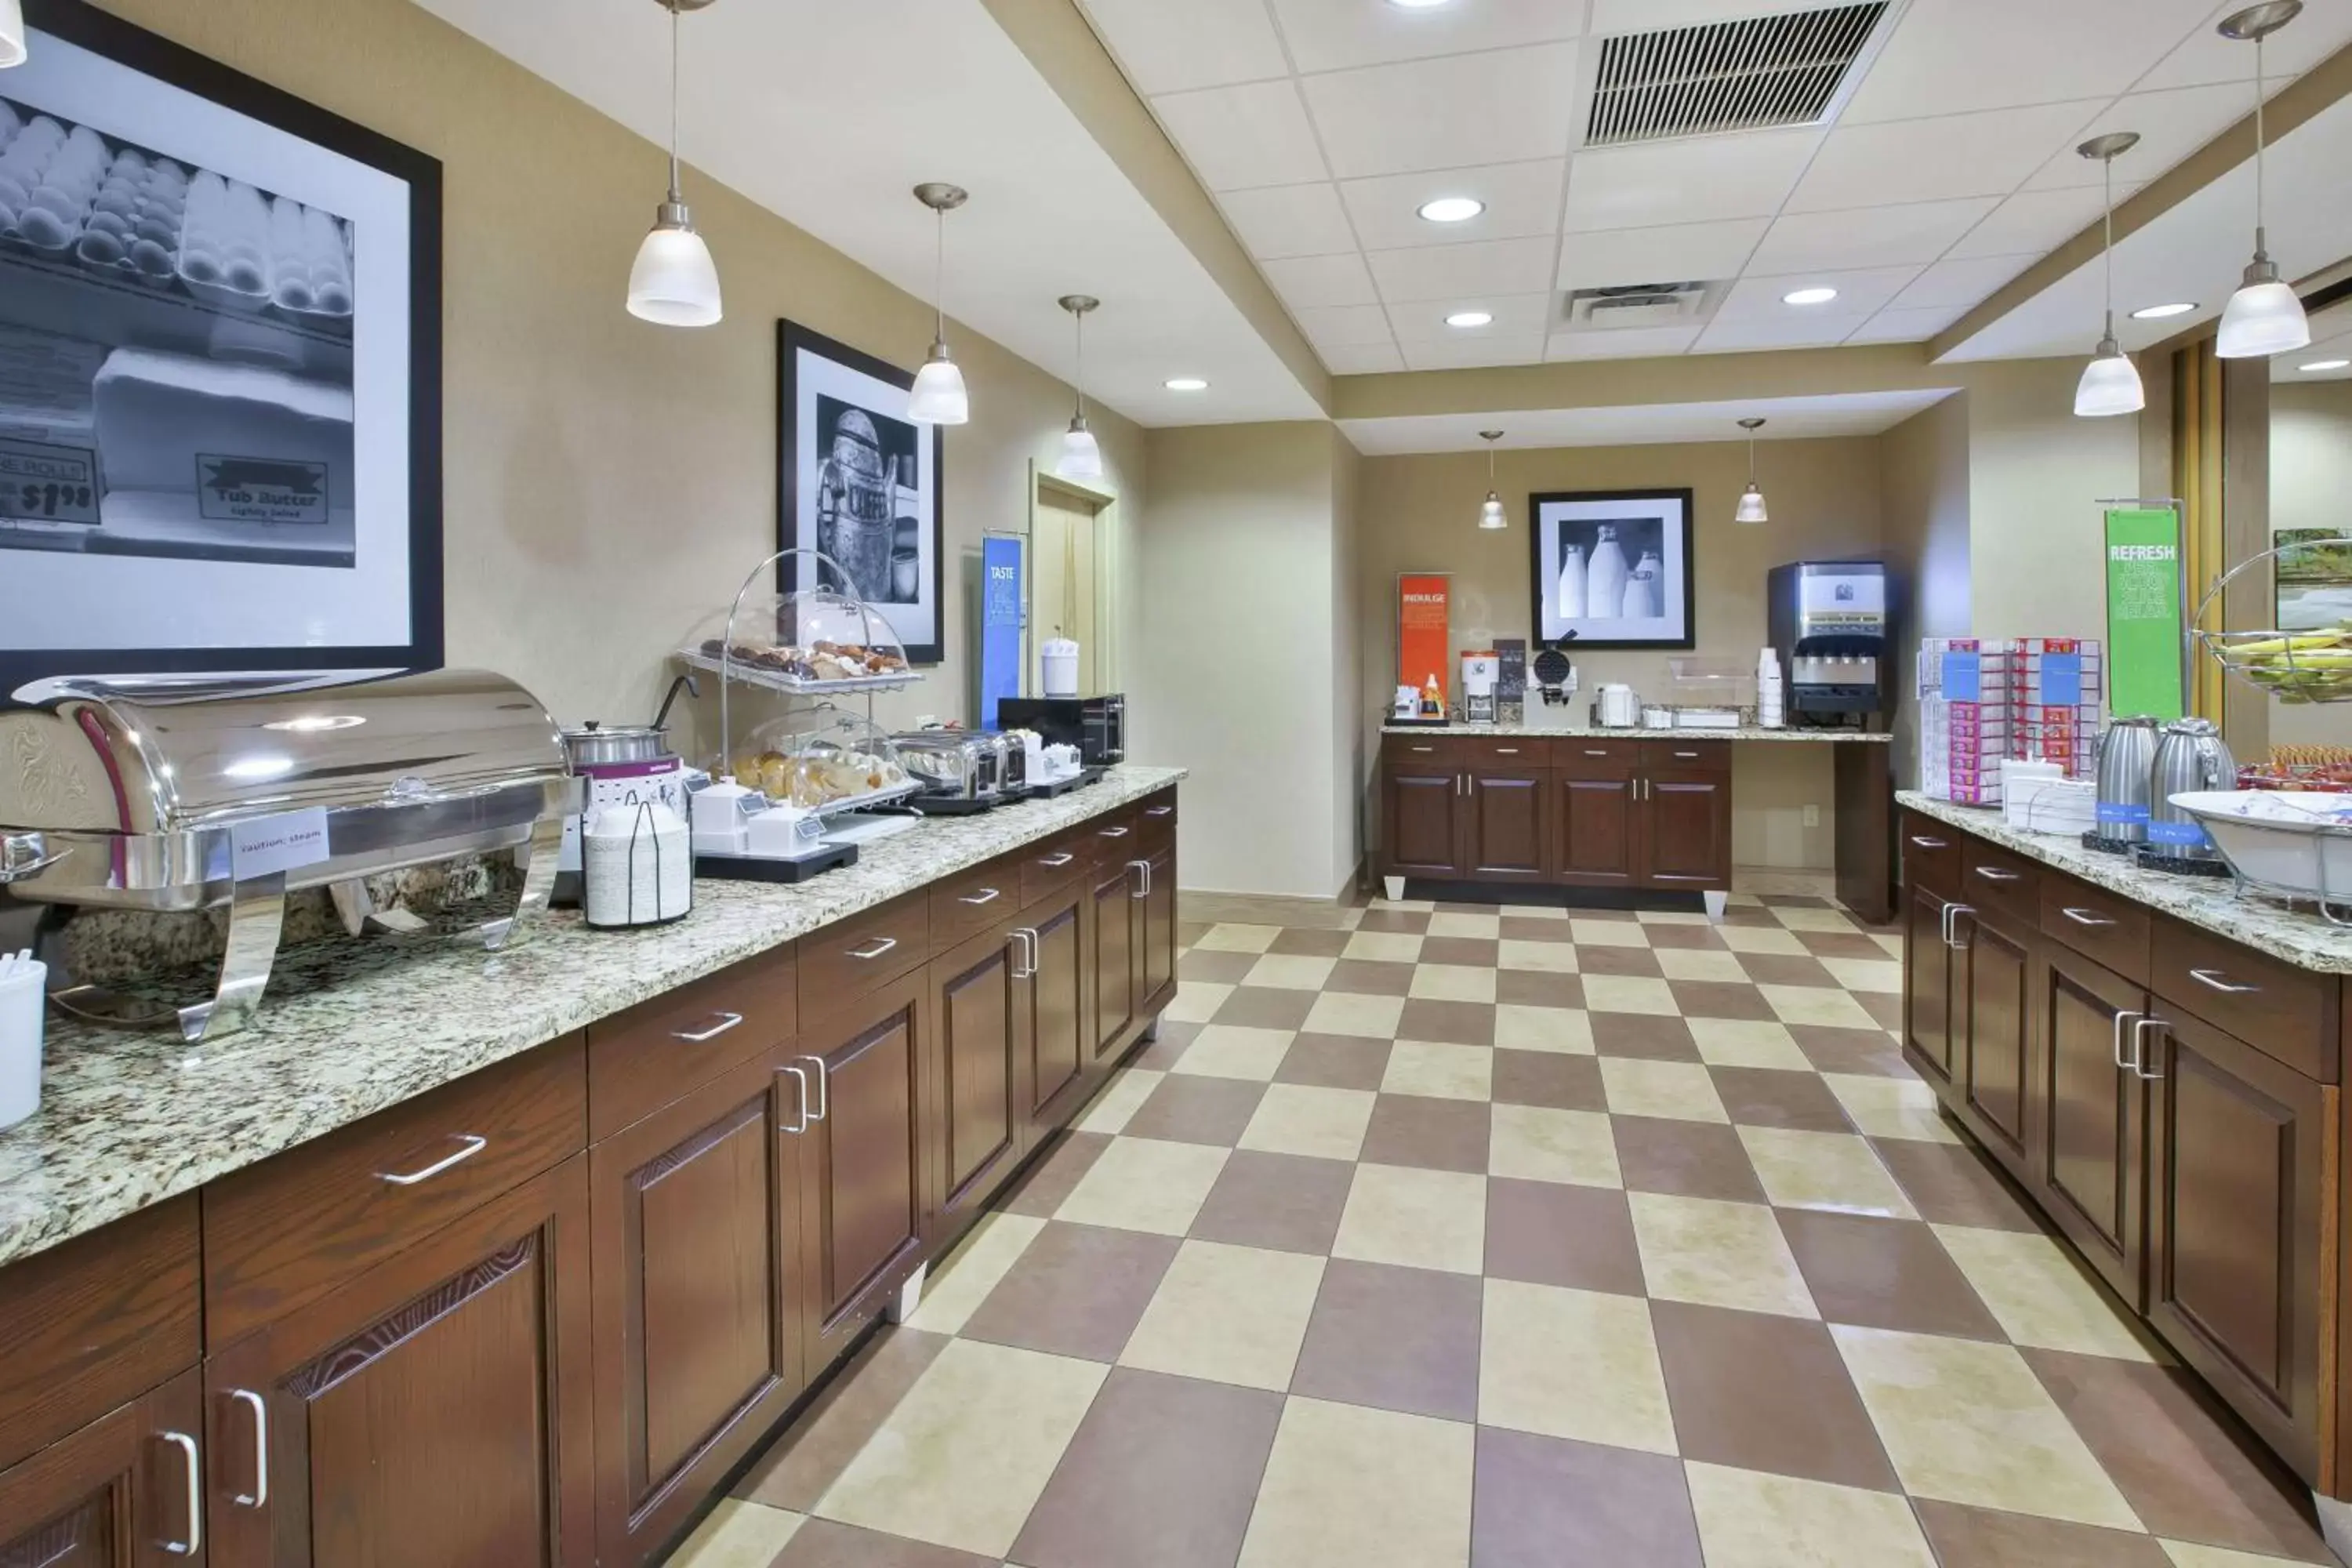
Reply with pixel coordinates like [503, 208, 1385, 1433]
[1530, 488, 1695, 650]
[778, 319, 943, 665]
[0, 0, 442, 694]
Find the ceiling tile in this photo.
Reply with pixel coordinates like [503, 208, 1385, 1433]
[2134, 3, 2352, 92]
[1544, 324, 1704, 360]
[1557, 218, 1767, 290]
[1294, 302, 1397, 347]
[1340, 159, 1565, 251]
[1320, 340, 1406, 375]
[1397, 332, 1547, 370]
[1944, 184, 2125, 259]
[1846, 305, 1969, 343]
[1693, 314, 1875, 353]
[1785, 100, 2107, 212]
[1218, 183, 1359, 259]
[1589, 0, 1844, 30]
[1563, 129, 1824, 232]
[1300, 43, 1581, 180]
[1368, 236, 1559, 303]
[1077, 0, 1290, 95]
[2018, 83, 2249, 191]
[1713, 265, 1924, 323]
[1890, 253, 2038, 310]
[1267, 0, 1583, 74]
[1748, 198, 1999, 273]
[1839, 0, 2215, 125]
[1152, 79, 1330, 191]
[1263, 252, 1381, 309]
[1388, 292, 1557, 343]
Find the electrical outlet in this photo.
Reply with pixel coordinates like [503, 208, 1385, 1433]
[1802, 804, 1820, 828]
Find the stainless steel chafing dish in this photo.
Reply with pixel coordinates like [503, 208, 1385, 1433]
[0, 668, 581, 1040]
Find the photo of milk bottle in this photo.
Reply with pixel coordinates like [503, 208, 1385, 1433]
[1622, 548, 1663, 618]
[1586, 525, 1629, 619]
[1555, 539, 1587, 620]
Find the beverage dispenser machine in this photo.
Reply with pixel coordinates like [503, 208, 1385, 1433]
[1767, 561, 1892, 728]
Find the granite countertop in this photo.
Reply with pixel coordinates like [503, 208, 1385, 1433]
[1897, 790, 2352, 975]
[1382, 722, 1889, 742]
[0, 765, 1185, 1269]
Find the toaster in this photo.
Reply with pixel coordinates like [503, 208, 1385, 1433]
[891, 732, 1005, 801]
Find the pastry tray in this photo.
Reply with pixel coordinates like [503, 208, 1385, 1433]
[677, 648, 920, 696]
[695, 843, 858, 883]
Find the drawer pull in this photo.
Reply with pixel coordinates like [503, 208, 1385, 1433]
[1038, 851, 1076, 868]
[2111, 1008, 2144, 1071]
[378, 1133, 488, 1187]
[160, 1431, 201, 1555]
[1674, 750, 1699, 759]
[2060, 907, 2116, 928]
[847, 936, 899, 961]
[1496, 747, 1521, 755]
[1941, 903, 1974, 949]
[957, 887, 1003, 906]
[1909, 834, 1948, 850]
[1410, 746, 1434, 753]
[1584, 749, 1610, 757]
[1972, 866, 2023, 883]
[781, 1064, 810, 1134]
[1098, 826, 1131, 839]
[671, 1010, 743, 1044]
[800, 1055, 829, 1121]
[230, 1388, 270, 1508]
[2187, 967, 2258, 995]
[1145, 805, 1175, 817]
[2131, 1017, 2168, 1080]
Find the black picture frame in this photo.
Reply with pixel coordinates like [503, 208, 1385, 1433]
[1528, 487, 1697, 651]
[0, 0, 444, 698]
[776, 319, 945, 666]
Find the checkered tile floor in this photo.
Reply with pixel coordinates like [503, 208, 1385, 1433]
[660, 893, 2338, 1568]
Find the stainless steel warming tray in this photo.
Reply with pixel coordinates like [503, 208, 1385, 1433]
[0, 668, 581, 1040]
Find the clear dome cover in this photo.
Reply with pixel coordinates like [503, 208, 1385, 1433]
[726, 706, 913, 812]
[679, 581, 916, 695]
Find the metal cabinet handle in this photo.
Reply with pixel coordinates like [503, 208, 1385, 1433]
[2111, 1009, 2144, 1071]
[1410, 745, 1434, 753]
[800, 1055, 829, 1121]
[781, 1064, 810, 1133]
[1584, 748, 1609, 757]
[1909, 834, 1948, 850]
[2060, 907, 2116, 928]
[672, 1010, 743, 1043]
[378, 1134, 487, 1186]
[230, 1388, 269, 1508]
[1129, 858, 1152, 898]
[1496, 747, 1521, 755]
[2131, 1017, 2168, 1080]
[957, 887, 1003, 906]
[1972, 865, 2023, 883]
[1145, 805, 1174, 817]
[1674, 750, 1699, 759]
[847, 936, 898, 960]
[1943, 904, 1975, 949]
[1039, 851, 1076, 868]
[159, 1430, 201, 1555]
[2187, 967, 2257, 995]
[1011, 928, 1038, 979]
[1098, 825, 1131, 839]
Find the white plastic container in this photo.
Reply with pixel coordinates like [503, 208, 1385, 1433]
[0, 959, 44, 1131]
[1041, 637, 1080, 698]
[584, 801, 693, 928]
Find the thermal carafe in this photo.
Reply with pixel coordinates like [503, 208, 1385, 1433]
[2091, 715, 2161, 849]
[2147, 717, 2237, 865]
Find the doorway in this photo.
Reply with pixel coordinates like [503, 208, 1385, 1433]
[1030, 470, 1117, 695]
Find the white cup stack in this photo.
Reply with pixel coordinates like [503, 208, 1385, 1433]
[0, 949, 44, 1131]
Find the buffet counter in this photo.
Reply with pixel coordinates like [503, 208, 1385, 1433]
[1379, 721, 1890, 742]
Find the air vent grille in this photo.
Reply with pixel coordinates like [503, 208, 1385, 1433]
[1587, 2, 1888, 147]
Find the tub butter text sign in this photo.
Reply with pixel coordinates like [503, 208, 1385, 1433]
[2104, 507, 2184, 721]
[0, 437, 100, 527]
[197, 454, 332, 525]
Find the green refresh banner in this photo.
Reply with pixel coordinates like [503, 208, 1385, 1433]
[2103, 507, 2185, 720]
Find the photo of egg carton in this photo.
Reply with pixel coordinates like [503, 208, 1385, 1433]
[0, 103, 110, 256]
[176, 171, 353, 320]
[73, 146, 187, 285]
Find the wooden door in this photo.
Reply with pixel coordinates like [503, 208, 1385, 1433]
[935, 928, 1028, 1229]
[797, 973, 931, 1370]
[1381, 767, 1462, 880]
[1022, 891, 1090, 1138]
[204, 1158, 596, 1567]
[1956, 908, 2034, 1178]
[0, 1370, 204, 1566]
[1139, 842, 1177, 1013]
[588, 1052, 806, 1566]
[2034, 946, 2147, 1307]
[1461, 767, 1548, 882]
[1638, 771, 1732, 890]
[1090, 860, 1137, 1059]
[1902, 881, 1955, 1089]
[1552, 774, 1638, 886]
[2146, 1008, 2328, 1482]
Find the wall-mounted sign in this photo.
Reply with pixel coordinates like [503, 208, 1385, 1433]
[2103, 506, 2184, 720]
[1397, 573, 1450, 713]
[978, 532, 1024, 730]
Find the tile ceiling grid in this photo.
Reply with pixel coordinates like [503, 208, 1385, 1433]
[1080, 0, 2352, 380]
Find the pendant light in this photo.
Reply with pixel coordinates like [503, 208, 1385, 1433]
[1477, 431, 1507, 530]
[2074, 132, 2145, 418]
[1, 0, 25, 69]
[626, 0, 722, 328]
[1736, 418, 1769, 524]
[2216, 1, 2310, 359]
[1055, 295, 1102, 481]
[909, 183, 971, 425]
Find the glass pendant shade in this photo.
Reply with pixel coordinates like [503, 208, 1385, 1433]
[2218, 268, 2310, 359]
[0, 0, 24, 68]
[627, 215, 722, 326]
[909, 344, 970, 426]
[1057, 419, 1102, 481]
[1735, 483, 1768, 524]
[2074, 339, 2145, 416]
[1479, 492, 1507, 530]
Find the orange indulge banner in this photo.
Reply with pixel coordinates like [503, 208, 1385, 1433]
[1398, 573, 1450, 708]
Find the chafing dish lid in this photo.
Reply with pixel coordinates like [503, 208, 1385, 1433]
[0, 669, 570, 834]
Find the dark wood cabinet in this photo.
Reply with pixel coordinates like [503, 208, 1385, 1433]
[0, 1370, 205, 1566]
[1639, 770, 1731, 891]
[795, 975, 931, 1370]
[1091, 858, 1138, 1060]
[1462, 766, 1548, 881]
[1138, 841, 1178, 1013]
[1955, 905, 2034, 1178]
[933, 927, 1028, 1229]
[203, 1157, 597, 1566]
[2034, 945, 2147, 1306]
[1019, 890, 1091, 1140]
[1552, 773, 1639, 886]
[2146, 1006, 2327, 1483]
[1381, 765, 1463, 880]
[1902, 882, 1955, 1087]
[589, 1052, 807, 1566]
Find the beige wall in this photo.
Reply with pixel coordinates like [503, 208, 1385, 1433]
[2269, 381, 2352, 750]
[1331, 430, 1367, 891]
[1879, 394, 1973, 783]
[88, 0, 1145, 764]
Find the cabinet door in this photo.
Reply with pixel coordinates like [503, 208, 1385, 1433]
[1638, 771, 1732, 890]
[2146, 1008, 2327, 1483]
[0, 1370, 205, 1566]
[1139, 843, 1178, 1013]
[1902, 882, 1955, 1089]
[1381, 768, 1462, 880]
[1022, 892, 1091, 1138]
[935, 929, 1027, 1229]
[2034, 946, 2147, 1307]
[204, 1158, 596, 1567]
[1956, 909, 2033, 1178]
[1552, 775, 1638, 886]
[588, 1052, 806, 1566]
[797, 974, 931, 1371]
[1090, 861, 1138, 1060]
[1461, 768, 1548, 882]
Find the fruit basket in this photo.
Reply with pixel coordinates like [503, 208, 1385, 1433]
[2194, 539, 2352, 703]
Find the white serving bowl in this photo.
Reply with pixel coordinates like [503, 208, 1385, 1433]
[2169, 790, 2352, 904]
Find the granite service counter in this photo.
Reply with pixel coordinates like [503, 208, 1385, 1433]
[0, 764, 1186, 1269]
[1380, 722, 1890, 742]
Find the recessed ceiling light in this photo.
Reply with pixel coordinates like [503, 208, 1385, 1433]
[2131, 301, 2198, 320]
[1387, 0, 1454, 9]
[1445, 310, 1494, 328]
[2302, 358, 2351, 372]
[1417, 196, 1484, 224]
[1782, 286, 1838, 307]
[1164, 377, 1209, 391]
